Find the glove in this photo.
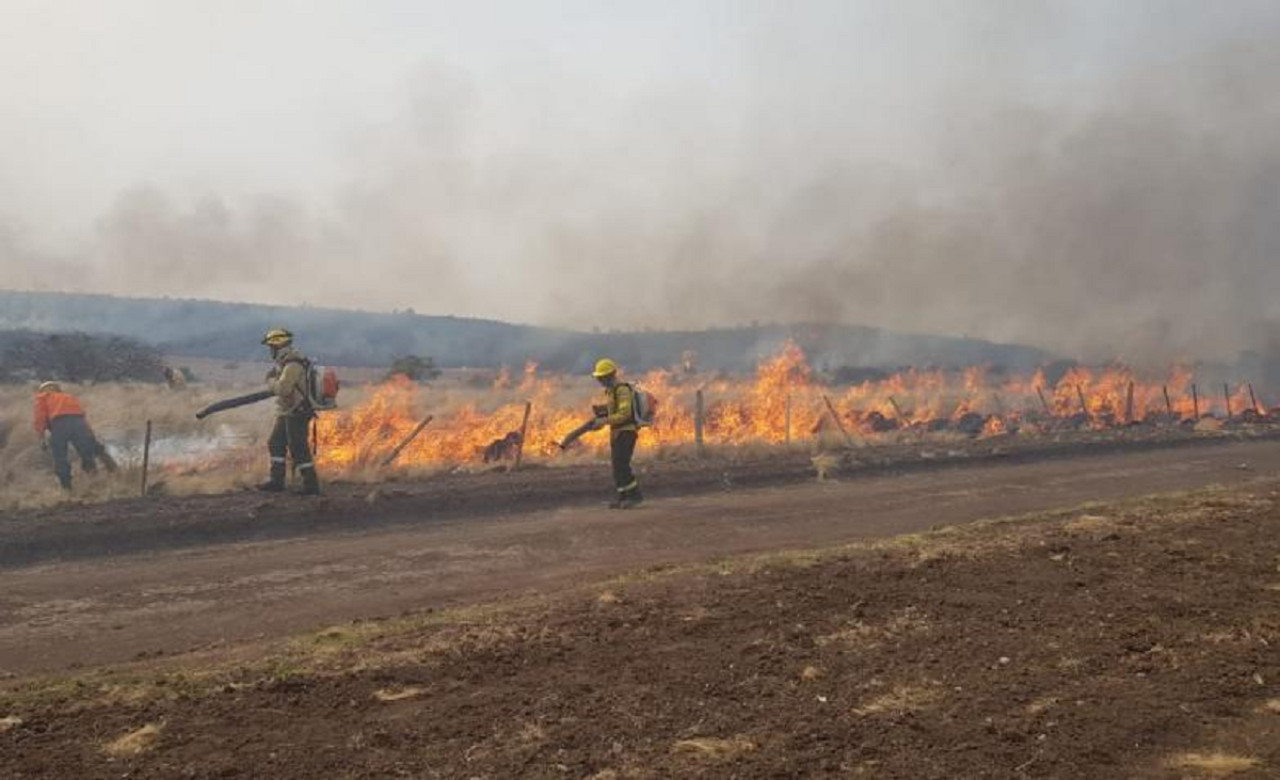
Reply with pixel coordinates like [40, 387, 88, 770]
[40, 432, 49, 451]
[265, 367, 280, 383]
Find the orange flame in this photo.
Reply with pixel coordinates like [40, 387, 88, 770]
[307, 343, 1268, 472]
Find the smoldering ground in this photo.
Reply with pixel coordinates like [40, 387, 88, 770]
[2, 1, 1280, 365]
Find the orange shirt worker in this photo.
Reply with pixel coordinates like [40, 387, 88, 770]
[33, 381, 105, 490]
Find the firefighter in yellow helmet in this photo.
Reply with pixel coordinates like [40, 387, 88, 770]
[589, 358, 643, 508]
[259, 328, 320, 495]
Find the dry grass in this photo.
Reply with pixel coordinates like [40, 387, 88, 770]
[0, 381, 265, 510]
[1165, 752, 1260, 775]
[517, 722, 547, 744]
[811, 453, 841, 482]
[671, 735, 757, 761]
[1259, 699, 1280, 714]
[0, 715, 23, 733]
[852, 684, 940, 717]
[817, 606, 931, 648]
[102, 723, 163, 758]
[1025, 696, 1060, 716]
[1063, 513, 1120, 534]
[372, 687, 426, 703]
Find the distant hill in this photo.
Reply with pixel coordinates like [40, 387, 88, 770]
[0, 290, 1052, 373]
[0, 329, 165, 383]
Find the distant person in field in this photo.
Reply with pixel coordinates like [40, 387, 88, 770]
[259, 328, 321, 495]
[33, 381, 104, 490]
[163, 366, 187, 391]
[586, 359, 644, 508]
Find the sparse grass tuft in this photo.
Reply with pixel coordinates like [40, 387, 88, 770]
[313, 626, 357, 646]
[373, 686, 425, 703]
[852, 685, 940, 717]
[1064, 513, 1118, 533]
[672, 735, 757, 761]
[1025, 696, 1059, 715]
[517, 722, 547, 744]
[102, 723, 163, 758]
[817, 607, 930, 649]
[1165, 752, 1260, 776]
[811, 454, 841, 482]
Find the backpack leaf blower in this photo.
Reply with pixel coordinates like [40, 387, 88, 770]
[195, 389, 275, 420]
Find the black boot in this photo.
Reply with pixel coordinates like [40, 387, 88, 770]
[609, 488, 643, 509]
[257, 462, 286, 492]
[299, 468, 321, 496]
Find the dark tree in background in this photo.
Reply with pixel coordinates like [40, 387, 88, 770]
[0, 331, 166, 384]
[385, 355, 441, 383]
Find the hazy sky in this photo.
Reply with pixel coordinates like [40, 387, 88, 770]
[3, 1, 1279, 362]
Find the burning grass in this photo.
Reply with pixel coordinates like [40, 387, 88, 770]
[2, 341, 1276, 511]
[308, 343, 1280, 474]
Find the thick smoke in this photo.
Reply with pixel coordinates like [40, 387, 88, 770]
[3, 2, 1280, 364]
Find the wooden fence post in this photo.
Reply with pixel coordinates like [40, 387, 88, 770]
[822, 395, 854, 448]
[695, 389, 705, 458]
[784, 393, 792, 447]
[1036, 386, 1051, 416]
[382, 414, 434, 467]
[140, 420, 153, 498]
[514, 401, 533, 469]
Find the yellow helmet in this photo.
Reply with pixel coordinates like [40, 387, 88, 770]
[37, 381, 62, 394]
[261, 328, 294, 348]
[592, 358, 619, 378]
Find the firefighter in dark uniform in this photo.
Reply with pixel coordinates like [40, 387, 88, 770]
[590, 359, 643, 508]
[258, 328, 321, 495]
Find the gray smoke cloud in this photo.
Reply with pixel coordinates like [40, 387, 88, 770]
[3, 1, 1280, 365]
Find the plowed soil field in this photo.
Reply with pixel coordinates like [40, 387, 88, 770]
[1, 435, 1279, 777]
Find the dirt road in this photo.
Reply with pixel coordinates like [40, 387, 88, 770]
[1, 438, 1277, 675]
